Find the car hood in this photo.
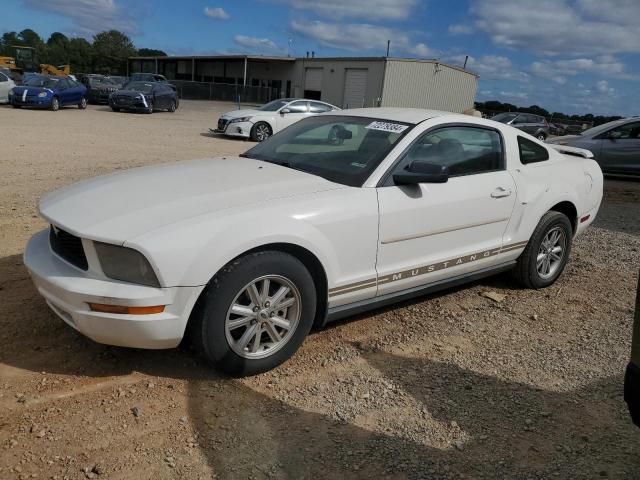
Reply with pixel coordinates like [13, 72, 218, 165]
[12, 85, 51, 94]
[39, 157, 344, 243]
[112, 89, 148, 97]
[221, 109, 265, 120]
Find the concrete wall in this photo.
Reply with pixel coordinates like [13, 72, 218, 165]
[290, 58, 386, 108]
[381, 59, 478, 113]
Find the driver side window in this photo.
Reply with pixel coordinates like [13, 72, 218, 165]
[610, 122, 640, 139]
[393, 126, 503, 179]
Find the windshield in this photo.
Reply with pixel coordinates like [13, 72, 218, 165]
[124, 81, 154, 93]
[23, 76, 60, 88]
[243, 115, 413, 187]
[259, 99, 294, 111]
[491, 113, 518, 123]
[89, 76, 117, 86]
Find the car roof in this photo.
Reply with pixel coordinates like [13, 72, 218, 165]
[326, 107, 461, 124]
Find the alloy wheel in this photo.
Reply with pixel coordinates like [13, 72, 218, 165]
[536, 226, 566, 279]
[256, 124, 270, 141]
[225, 275, 301, 359]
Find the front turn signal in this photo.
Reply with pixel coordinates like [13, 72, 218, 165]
[88, 303, 165, 315]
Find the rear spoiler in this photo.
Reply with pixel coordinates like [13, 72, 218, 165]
[548, 144, 594, 159]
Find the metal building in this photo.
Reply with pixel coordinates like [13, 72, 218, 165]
[128, 55, 478, 113]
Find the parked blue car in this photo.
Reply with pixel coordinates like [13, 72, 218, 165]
[9, 75, 87, 111]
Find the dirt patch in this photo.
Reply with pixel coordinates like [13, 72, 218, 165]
[0, 101, 639, 479]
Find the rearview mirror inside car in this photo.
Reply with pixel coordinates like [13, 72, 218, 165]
[393, 161, 449, 185]
[334, 127, 352, 140]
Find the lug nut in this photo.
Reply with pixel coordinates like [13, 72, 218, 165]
[253, 306, 260, 313]
[265, 301, 271, 308]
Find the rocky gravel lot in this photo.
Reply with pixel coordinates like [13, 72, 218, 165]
[0, 101, 639, 479]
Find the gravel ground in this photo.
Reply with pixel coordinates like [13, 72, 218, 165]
[0, 101, 639, 479]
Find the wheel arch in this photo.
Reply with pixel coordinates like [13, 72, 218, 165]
[186, 242, 329, 333]
[548, 200, 578, 234]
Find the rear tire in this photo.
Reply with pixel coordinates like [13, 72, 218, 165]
[111, 106, 120, 112]
[250, 122, 272, 142]
[12, 104, 21, 109]
[536, 133, 547, 141]
[190, 251, 316, 376]
[513, 211, 572, 289]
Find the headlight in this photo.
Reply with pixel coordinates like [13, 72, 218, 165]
[38, 92, 48, 97]
[229, 116, 252, 123]
[94, 242, 160, 287]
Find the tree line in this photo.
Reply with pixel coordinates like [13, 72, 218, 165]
[475, 100, 623, 127]
[0, 28, 166, 75]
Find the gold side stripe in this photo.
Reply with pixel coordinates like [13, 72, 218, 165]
[329, 240, 529, 298]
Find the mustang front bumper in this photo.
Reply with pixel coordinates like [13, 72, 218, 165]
[24, 229, 204, 349]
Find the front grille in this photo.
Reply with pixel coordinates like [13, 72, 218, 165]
[217, 118, 229, 131]
[117, 97, 131, 105]
[49, 226, 88, 271]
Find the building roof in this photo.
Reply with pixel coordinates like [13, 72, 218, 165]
[127, 54, 477, 76]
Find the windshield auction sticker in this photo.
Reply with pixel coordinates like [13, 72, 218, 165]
[365, 121, 409, 134]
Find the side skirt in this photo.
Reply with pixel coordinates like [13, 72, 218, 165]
[324, 261, 516, 324]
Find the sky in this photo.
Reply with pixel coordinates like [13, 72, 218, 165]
[2, 0, 639, 116]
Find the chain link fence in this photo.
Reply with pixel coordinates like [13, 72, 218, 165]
[169, 80, 279, 104]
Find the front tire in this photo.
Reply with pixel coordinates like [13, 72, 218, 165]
[50, 97, 59, 111]
[146, 101, 154, 114]
[111, 106, 120, 112]
[537, 133, 547, 141]
[513, 211, 572, 289]
[190, 251, 317, 376]
[168, 100, 176, 112]
[250, 122, 272, 142]
[78, 97, 87, 109]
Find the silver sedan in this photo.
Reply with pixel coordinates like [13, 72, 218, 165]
[547, 117, 640, 176]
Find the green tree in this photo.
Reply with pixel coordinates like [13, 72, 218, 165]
[67, 37, 93, 73]
[137, 48, 167, 56]
[92, 30, 136, 74]
[17, 28, 43, 48]
[41, 32, 70, 66]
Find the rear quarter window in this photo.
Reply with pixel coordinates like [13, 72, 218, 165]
[518, 136, 549, 164]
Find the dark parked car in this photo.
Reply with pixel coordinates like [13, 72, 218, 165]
[624, 271, 640, 427]
[491, 112, 550, 140]
[547, 117, 640, 176]
[549, 123, 567, 136]
[109, 81, 178, 113]
[81, 74, 128, 104]
[129, 73, 176, 91]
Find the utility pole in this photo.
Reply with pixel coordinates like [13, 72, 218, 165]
[386, 40, 390, 57]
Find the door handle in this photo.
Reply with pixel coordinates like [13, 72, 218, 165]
[491, 187, 512, 198]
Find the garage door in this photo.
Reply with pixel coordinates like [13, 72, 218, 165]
[304, 68, 323, 91]
[343, 69, 368, 108]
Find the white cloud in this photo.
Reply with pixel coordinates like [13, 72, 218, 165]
[273, 0, 418, 21]
[499, 91, 529, 100]
[448, 24, 474, 35]
[233, 35, 283, 54]
[596, 80, 614, 95]
[470, 0, 640, 55]
[447, 54, 529, 82]
[203, 7, 230, 20]
[290, 19, 432, 57]
[24, 0, 136, 35]
[531, 55, 634, 80]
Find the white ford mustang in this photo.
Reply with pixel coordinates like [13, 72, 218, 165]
[213, 98, 340, 141]
[25, 108, 603, 376]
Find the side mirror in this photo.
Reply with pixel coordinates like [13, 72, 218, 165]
[393, 161, 449, 185]
[608, 130, 622, 140]
[280, 108, 291, 114]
